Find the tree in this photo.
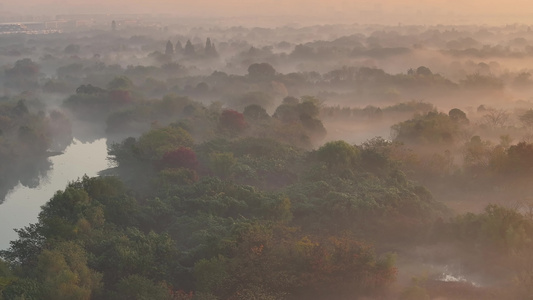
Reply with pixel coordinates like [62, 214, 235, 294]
[209, 152, 236, 179]
[107, 76, 133, 90]
[39, 187, 92, 226]
[137, 126, 194, 160]
[205, 37, 218, 57]
[194, 255, 228, 295]
[449, 108, 469, 124]
[461, 73, 504, 89]
[109, 90, 132, 104]
[243, 104, 270, 121]
[64, 44, 80, 54]
[463, 136, 491, 173]
[219, 109, 247, 133]
[391, 111, 459, 145]
[506, 142, 533, 174]
[159, 147, 198, 170]
[416, 66, 432, 76]
[273, 103, 300, 123]
[316, 140, 359, 170]
[453, 204, 533, 251]
[13, 100, 29, 116]
[165, 40, 174, 55]
[519, 109, 533, 128]
[5, 58, 40, 90]
[291, 44, 315, 59]
[299, 97, 320, 118]
[36, 242, 102, 300]
[175, 41, 183, 53]
[482, 108, 509, 128]
[247, 63, 276, 81]
[184, 40, 195, 56]
[114, 274, 170, 300]
[76, 84, 105, 95]
[6, 58, 39, 78]
[300, 113, 326, 141]
[233, 91, 274, 111]
[57, 63, 83, 79]
[282, 96, 300, 105]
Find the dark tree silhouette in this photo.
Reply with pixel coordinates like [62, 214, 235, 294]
[519, 109, 533, 127]
[205, 37, 218, 57]
[165, 40, 174, 55]
[449, 108, 469, 124]
[184, 40, 195, 56]
[247, 63, 276, 80]
[64, 44, 80, 54]
[175, 40, 183, 53]
[5, 58, 40, 90]
[243, 104, 269, 121]
[416, 66, 432, 76]
[76, 84, 105, 95]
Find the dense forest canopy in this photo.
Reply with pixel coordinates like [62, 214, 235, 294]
[1, 19, 533, 299]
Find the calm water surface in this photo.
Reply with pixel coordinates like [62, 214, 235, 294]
[0, 138, 109, 250]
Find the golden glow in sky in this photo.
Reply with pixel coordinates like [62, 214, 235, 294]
[3, 0, 533, 24]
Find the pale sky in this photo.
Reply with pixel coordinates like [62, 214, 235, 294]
[2, 0, 533, 24]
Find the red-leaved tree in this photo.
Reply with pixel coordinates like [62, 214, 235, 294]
[109, 90, 133, 104]
[159, 147, 198, 170]
[219, 109, 247, 133]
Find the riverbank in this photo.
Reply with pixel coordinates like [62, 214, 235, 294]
[0, 138, 109, 250]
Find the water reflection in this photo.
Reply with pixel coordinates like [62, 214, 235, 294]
[0, 138, 109, 250]
[0, 156, 52, 203]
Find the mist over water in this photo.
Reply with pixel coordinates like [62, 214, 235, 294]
[2, 1, 533, 298]
[0, 138, 108, 250]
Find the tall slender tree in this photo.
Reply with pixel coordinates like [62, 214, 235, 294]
[184, 39, 195, 56]
[205, 37, 218, 57]
[165, 40, 174, 55]
[175, 40, 183, 53]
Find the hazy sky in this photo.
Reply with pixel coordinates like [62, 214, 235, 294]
[2, 0, 533, 24]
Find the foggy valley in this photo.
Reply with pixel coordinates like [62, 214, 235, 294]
[1, 5, 533, 300]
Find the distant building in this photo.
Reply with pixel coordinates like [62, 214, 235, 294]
[0, 22, 62, 34]
[0, 23, 27, 33]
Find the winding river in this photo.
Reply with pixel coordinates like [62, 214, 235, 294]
[0, 138, 109, 250]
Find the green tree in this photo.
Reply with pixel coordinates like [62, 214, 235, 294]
[209, 152, 236, 179]
[316, 140, 359, 170]
[137, 126, 194, 160]
[36, 242, 102, 300]
[114, 274, 170, 300]
[391, 111, 459, 145]
[194, 255, 228, 294]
